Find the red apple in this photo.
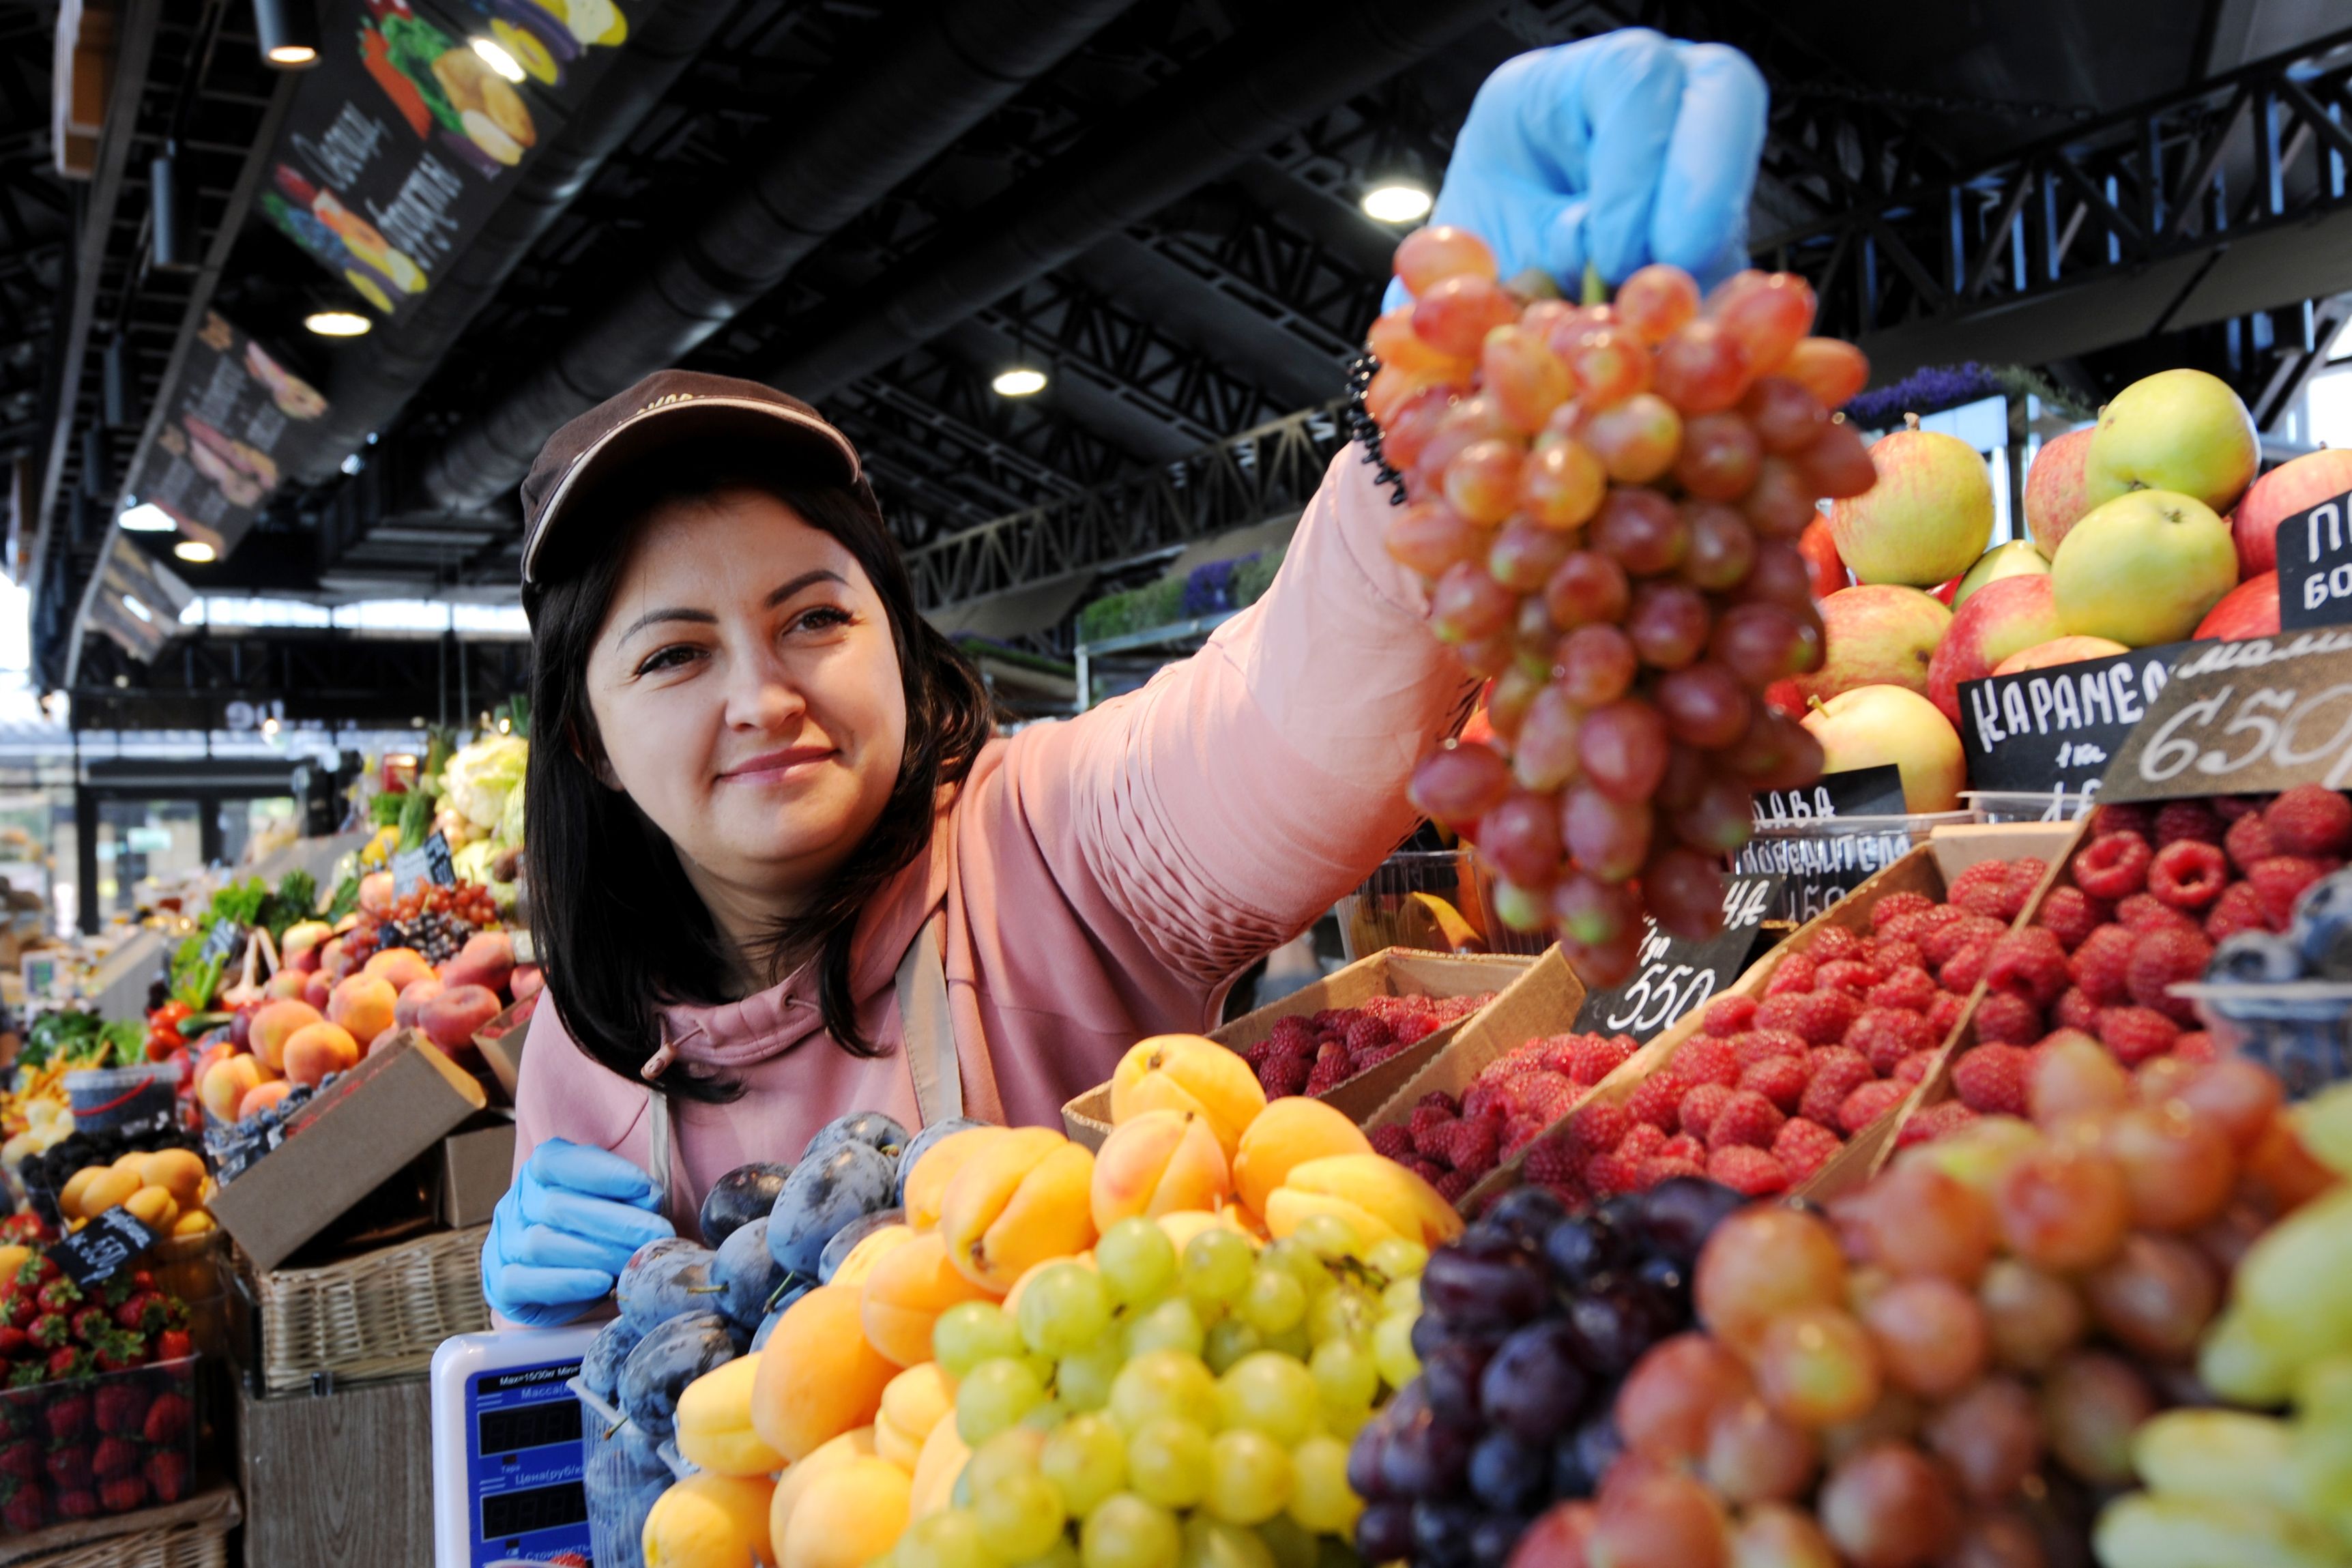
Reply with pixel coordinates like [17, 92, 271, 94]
[1991, 636, 2130, 676]
[2229, 450, 2352, 579]
[2024, 426, 2095, 557]
[2194, 572, 2280, 641]
[1925, 574, 2065, 725]
[1797, 516, 1846, 600]
[1790, 585, 1950, 703]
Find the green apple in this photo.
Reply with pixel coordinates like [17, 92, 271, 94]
[2050, 489, 2238, 647]
[1827, 429, 1993, 587]
[1789, 585, 1949, 704]
[2082, 368, 2259, 514]
[1800, 685, 1964, 813]
[1952, 539, 2050, 611]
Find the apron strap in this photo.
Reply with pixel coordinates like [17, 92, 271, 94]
[645, 1072, 675, 1223]
[896, 911, 961, 1127]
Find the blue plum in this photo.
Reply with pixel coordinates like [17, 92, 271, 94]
[615, 1238, 722, 1329]
[699, 1161, 792, 1247]
[618, 1311, 743, 1440]
[580, 1313, 647, 1402]
[818, 1208, 905, 1283]
[894, 1116, 989, 1202]
[803, 1110, 910, 1163]
[768, 1141, 897, 1276]
[714, 1216, 789, 1329]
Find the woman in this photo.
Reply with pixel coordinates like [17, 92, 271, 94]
[484, 29, 1768, 1327]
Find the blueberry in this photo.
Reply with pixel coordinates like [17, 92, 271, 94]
[819, 1208, 906, 1283]
[714, 1217, 788, 1329]
[579, 1314, 645, 1403]
[802, 1110, 911, 1163]
[2294, 869, 2352, 978]
[768, 1142, 898, 1276]
[2211, 930, 2304, 983]
[699, 1161, 791, 1248]
[615, 1240, 721, 1330]
[617, 1311, 743, 1440]
[895, 1117, 989, 1202]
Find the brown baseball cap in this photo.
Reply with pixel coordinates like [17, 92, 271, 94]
[519, 369, 874, 584]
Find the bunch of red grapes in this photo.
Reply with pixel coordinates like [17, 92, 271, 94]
[1367, 227, 1876, 985]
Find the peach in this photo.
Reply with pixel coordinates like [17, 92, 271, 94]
[749, 1286, 897, 1463]
[363, 947, 435, 993]
[1090, 1107, 1230, 1232]
[421, 984, 501, 1051]
[319, 938, 350, 981]
[394, 977, 444, 1030]
[190, 1039, 237, 1090]
[282, 1021, 360, 1087]
[1232, 1096, 1374, 1217]
[199, 1054, 270, 1122]
[302, 973, 332, 1011]
[250, 1000, 325, 1070]
[289, 944, 320, 975]
[328, 974, 397, 1043]
[858, 1230, 992, 1366]
[263, 970, 309, 1002]
[237, 1081, 293, 1121]
[368, 1025, 403, 1057]
[440, 930, 514, 995]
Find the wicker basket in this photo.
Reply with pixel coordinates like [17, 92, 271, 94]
[0, 1487, 238, 1568]
[248, 1224, 490, 1395]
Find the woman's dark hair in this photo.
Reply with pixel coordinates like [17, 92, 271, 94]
[521, 436, 995, 1100]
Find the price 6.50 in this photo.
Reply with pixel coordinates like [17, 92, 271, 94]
[2135, 682, 2352, 788]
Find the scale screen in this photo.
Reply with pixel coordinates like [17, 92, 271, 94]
[462, 1358, 592, 1566]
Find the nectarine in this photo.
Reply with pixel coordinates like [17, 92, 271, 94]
[394, 977, 443, 1030]
[282, 1021, 360, 1087]
[420, 985, 501, 1051]
[328, 974, 397, 1044]
[363, 947, 434, 993]
[250, 999, 324, 1071]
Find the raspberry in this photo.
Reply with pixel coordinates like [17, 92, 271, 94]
[1973, 993, 2044, 1045]
[1503, 1117, 1548, 1158]
[2174, 1030, 2216, 1063]
[1847, 1007, 1936, 1075]
[1305, 1042, 1352, 1095]
[1417, 1090, 1462, 1115]
[1522, 1133, 1582, 1186]
[2034, 1026, 2100, 1056]
[1618, 1122, 1668, 1164]
[1409, 1104, 1452, 1137]
[1414, 1118, 1455, 1160]
[1505, 1073, 1580, 1127]
[2054, 985, 2101, 1034]
[1702, 996, 1759, 1039]
[1800, 1050, 1874, 1124]
[2226, 812, 2278, 872]
[1674, 1039, 1741, 1089]
[1865, 967, 1937, 1012]
[1461, 1082, 1504, 1121]
[1583, 1152, 1640, 1197]
[2070, 924, 2138, 1004]
[2215, 794, 2268, 820]
[1870, 892, 1935, 930]
[2072, 831, 2153, 899]
[2154, 799, 2224, 846]
[1636, 1156, 1710, 1189]
[1406, 1157, 1447, 1185]
[1624, 1073, 1685, 1131]
[1809, 926, 1865, 963]
[2267, 785, 2352, 856]
[1708, 1089, 1785, 1150]
[1984, 928, 2072, 1006]
[1657, 1133, 1707, 1165]
[2206, 881, 2270, 942]
[1346, 1016, 1395, 1056]
[1922, 914, 2007, 966]
[1679, 1082, 1736, 1137]
[1757, 990, 1861, 1046]
[2127, 927, 2211, 1023]
[1897, 1100, 1979, 1148]
[1765, 954, 1818, 996]
[1435, 1168, 1478, 1201]
[1814, 960, 1882, 996]
[2147, 839, 2231, 910]
[1939, 940, 1994, 996]
[1927, 992, 1966, 1036]
[1773, 1118, 1844, 1180]
[1369, 1124, 1416, 1161]
[1740, 1055, 1810, 1113]
[1568, 1099, 1629, 1152]
[2250, 856, 2329, 927]
[2097, 1006, 2180, 1066]
[1732, 1029, 1807, 1068]
[2034, 886, 2110, 951]
[1892, 1050, 1938, 1086]
[2117, 892, 2197, 933]
[2089, 802, 2155, 840]
[1569, 1034, 1636, 1084]
[1868, 938, 1926, 974]
[1707, 1145, 1790, 1196]
[2002, 858, 2049, 919]
[1948, 860, 2014, 918]
[1270, 1015, 1317, 1049]
[1840, 1079, 1908, 1134]
[1951, 1042, 2031, 1115]
[1262, 1056, 1310, 1097]
[1440, 1118, 1500, 1177]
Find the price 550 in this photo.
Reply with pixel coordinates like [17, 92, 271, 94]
[2137, 682, 2352, 787]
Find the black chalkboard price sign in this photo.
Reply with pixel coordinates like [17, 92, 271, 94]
[1573, 874, 1785, 1041]
[55, 1207, 157, 1290]
[1958, 643, 2190, 796]
[390, 830, 456, 893]
[1751, 764, 1908, 824]
[2101, 629, 2352, 802]
[2272, 487, 2352, 631]
[1738, 765, 1915, 923]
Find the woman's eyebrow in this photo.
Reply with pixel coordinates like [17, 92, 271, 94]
[766, 569, 847, 607]
[615, 606, 717, 646]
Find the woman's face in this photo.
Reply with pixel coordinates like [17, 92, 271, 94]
[584, 487, 908, 920]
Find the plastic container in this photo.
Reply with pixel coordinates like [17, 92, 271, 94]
[569, 1377, 694, 1568]
[1734, 811, 1973, 925]
[63, 1060, 187, 1134]
[1336, 850, 1550, 961]
[2176, 981, 2352, 1100]
[0, 1354, 201, 1531]
[1964, 790, 2100, 825]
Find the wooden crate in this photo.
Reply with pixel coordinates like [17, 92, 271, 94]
[237, 1376, 431, 1568]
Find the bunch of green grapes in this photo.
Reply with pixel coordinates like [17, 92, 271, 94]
[876, 1214, 1430, 1568]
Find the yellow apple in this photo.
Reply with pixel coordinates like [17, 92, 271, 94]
[1827, 429, 1993, 587]
[2050, 490, 2237, 648]
[1951, 539, 2049, 611]
[1801, 685, 1964, 813]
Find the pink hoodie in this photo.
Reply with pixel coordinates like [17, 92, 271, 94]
[510, 444, 1475, 1232]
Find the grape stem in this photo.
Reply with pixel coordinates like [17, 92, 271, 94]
[1582, 261, 1609, 307]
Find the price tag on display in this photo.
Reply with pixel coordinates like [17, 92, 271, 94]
[1751, 764, 1908, 824]
[1958, 643, 2190, 794]
[55, 1208, 156, 1290]
[2100, 630, 2352, 802]
[2273, 487, 2352, 630]
[199, 918, 242, 966]
[1738, 765, 1916, 923]
[390, 830, 456, 893]
[1573, 874, 1785, 1040]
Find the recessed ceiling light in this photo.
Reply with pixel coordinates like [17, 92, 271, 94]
[992, 368, 1047, 398]
[118, 503, 174, 532]
[305, 310, 371, 338]
[173, 540, 216, 564]
[1361, 183, 1434, 224]
[471, 36, 527, 83]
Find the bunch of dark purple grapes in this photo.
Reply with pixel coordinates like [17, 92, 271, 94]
[1347, 1177, 1750, 1567]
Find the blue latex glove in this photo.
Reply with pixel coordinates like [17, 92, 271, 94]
[482, 1137, 675, 1327]
[1384, 29, 1768, 310]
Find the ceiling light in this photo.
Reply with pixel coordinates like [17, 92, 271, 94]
[118, 503, 173, 532]
[470, 36, 527, 83]
[120, 595, 152, 624]
[992, 368, 1047, 398]
[250, 0, 320, 67]
[173, 540, 216, 564]
[1361, 183, 1434, 224]
[306, 310, 371, 338]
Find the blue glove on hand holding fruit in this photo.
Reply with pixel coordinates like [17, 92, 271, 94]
[483, 1137, 675, 1327]
[1384, 28, 1768, 310]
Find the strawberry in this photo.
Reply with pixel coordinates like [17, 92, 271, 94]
[0, 1440, 38, 1482]
[152, 1329, 192, 1366]
[89, 1437, 136, 1479]
[68, 1307, 107, 1347]
[0, 1477, 41, 1533]
[14, 1256, 56, 1291]
[33, 1280, 78, 1318]
[93, 1333, 145, 1374]
[26, 1316, 64, 1352]
[50, 1485, 95, 1520]
[43, 1348, 87, 1385]
[5, 1366, 40, 1392]
[141, 1389, 190, 1447]
[92, 1380, 148, 1436]
[124, 1271, 153, 1294]
[143, 1449, 189, 1505]
[0, 1295, 32, 1331]
[97, 1474, 146, 1513]
[42, 1444, 87, 1489]
[0, 1328, 29, 1363]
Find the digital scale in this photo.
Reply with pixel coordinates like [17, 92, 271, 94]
[432, 1327, 602, 1568]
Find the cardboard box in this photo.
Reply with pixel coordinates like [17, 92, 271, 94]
[205, 1032, 489, 1273]
[437, 1110, 515, 1230]
[474, 993, 537, 1102]
[1060, 948, 1535, 1149]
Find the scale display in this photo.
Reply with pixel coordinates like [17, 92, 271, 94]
[433, 1329, 600, 1568]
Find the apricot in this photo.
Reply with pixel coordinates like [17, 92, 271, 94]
[394, 977, 443, 1030]
[874, 1363, 954, 1470]
[1109, 1035, 1266, 1157]
[675, 1357, 786, 1477]
[908, 1414, 968, 1519]
[172, 1210, 215, 1237]
[328, 974, 397, 1044]
[362, 946, 435, 993]
[1092, 1108, 1230, 1232]
[282, 1021, 360, 1087]
[199, 1054, 271, 1123]
[781, 1457, 909, 1568]
[140, 1148, 207, 1206]
[57, 1167, 102, 1218]
[421, 984, 501, 1051]
[901, 1127, 1004, 1232]
[1232, 1096, 1373, 1217]
[750, 1286, 897, 1462]
[122, 1186, 178, 1231]
[770, 1427, 876, 1548]
[250, 999, 325, 1071]
[76, 1167, 139, 1218]
[860, 1231, 993, 1365]
[938, 1130, 1096, 1292]
[643, 1471, 774, 1568]
[236, 1081, 293, 1122]
[831, 1225, 914, 1291]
